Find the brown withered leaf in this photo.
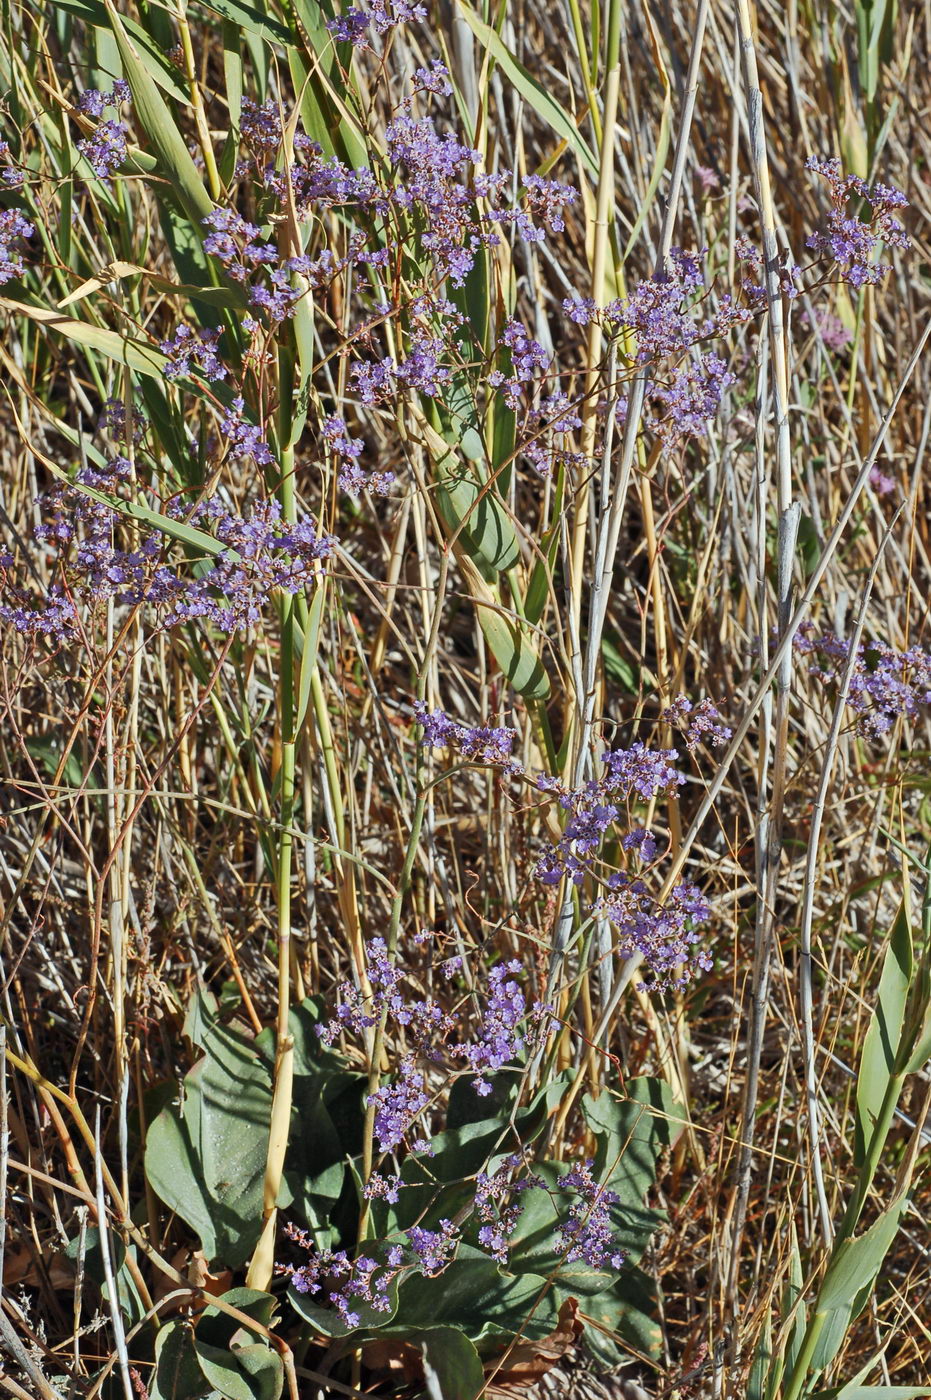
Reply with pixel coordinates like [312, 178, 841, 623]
[483, 1297, 583, 1396]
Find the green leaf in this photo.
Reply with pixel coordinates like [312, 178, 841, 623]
[455, 549, 550, 699]
[809, 1195, 910, 1373]
[145, 1012, 273, 1268]
[199, 0, 290, 45]
[582, 1077, 679, 1221]
[811, 1389, 931, 1400]
[196, 1288, 279, 1349]
[52, 0, 191, 103]
[453, 1, 598, 179]
[395, 1245, 557, 1345]
[0, 298, 168, 381]
[573, 1266, 662, 1363]
[151, 1322, 211, 1400]
[747, 1314, 772, 1400]
[856, 896, 912, 1167]
[193, 1342, 283, 1400]
[417, 1328, 485, 1400]
[104, 0, 214, 226]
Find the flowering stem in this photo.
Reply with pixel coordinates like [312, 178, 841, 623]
[247, 444, 298, 1290]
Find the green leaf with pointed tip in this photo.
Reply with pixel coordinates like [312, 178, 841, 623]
[200, 0, 290, 44]
[809, 1195, 910, 1373]
[453, 1, 598, 179]
[105, 0, 213, 226]
[144, 1017, 272, 1268]
[52, 0, 190, 103]
[811, 1389, 931, 1400]
[193, 1342, 283, 1400]
[856, 896, 911, 1166]
[395, 1245, 557, 1345]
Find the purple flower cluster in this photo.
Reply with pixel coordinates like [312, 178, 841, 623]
[806, 157, 909, 287]
[369, 1059, 431, 1153]
[159, 325, 227, 382]
[663, 695, 732, 751]
[326, 0, 427, 43]
[349, 334, 452, 407]
[474, 1155, 542, 1263]
[0, 140, 24, 187]
[532, 745, 683, 888]
[219, 397, 274, 467]
[75, 84, 131, 182]
[322, 415, 393, 496]
[406, 1218, 459, 1275]
[795, 629, 931, 738]
[454, 960, 526, 1095]
[556, 1160, 625, 1270]
[317, 934, 455, 1053]
[0, 208, 33, 285]
[201, 208, 330, 324]
[1, 464, 332, 639]
[414, 705, 694, 893]
[599, 876, 711, 991]
[415, 703, 521, 770]
[282, 1224, 399, 1328]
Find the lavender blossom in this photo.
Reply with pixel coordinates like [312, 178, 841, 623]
[557, 1160, 625, 1270]
[664, 695, 732, 751]
[473, 1156, 542, 1264]
[406, 1219, 459, 1275]
[281, 1225, 398, 1328]
[600, 876, 711, 991]
[806, 157, 909, 286]
[160, 325, 227, 382]
[0, 209, 33, 285]
[368, 1058, 430, 1153]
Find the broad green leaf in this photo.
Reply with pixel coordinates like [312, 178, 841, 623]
[454, 547, 550, 699]
[151, 1321, 211, 1400]
[196, 1288, 279, 1348]
[454, 2, 598, 179]
[582, 1077, 680, 1210]
[145, 1014, 273, 1268]
[812, 1389, 931, 1400]
[575, 1266, 662, 1363]
[747, 1312, 772, 1400]
[395, 1245, 557, 1345]
[413, 405, 519, 577]
[0, 298, 168, 381]
[856, 896, 911, 1167]
[193, 1342, 282, 1400]
[200, 0, 290, 45]
[418, 1328, 485, 1400]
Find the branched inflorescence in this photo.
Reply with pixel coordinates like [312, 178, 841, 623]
[805, 157, 908, 287]
[796, 628, 931, 738]
[0, 461, 331, 640]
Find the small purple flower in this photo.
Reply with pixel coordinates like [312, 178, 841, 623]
[368, 1059, 430, 1153]
[664, 695, 732, 751]
[0, 209, 33, 285]
[600, 877, 711, 991]
[557, 1160, 625, 1270]
[806, 157, 909, 286]
[77, 119, 126, 182]
[160, 324, 227, 382]
[406, 1219, 459, 1275]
